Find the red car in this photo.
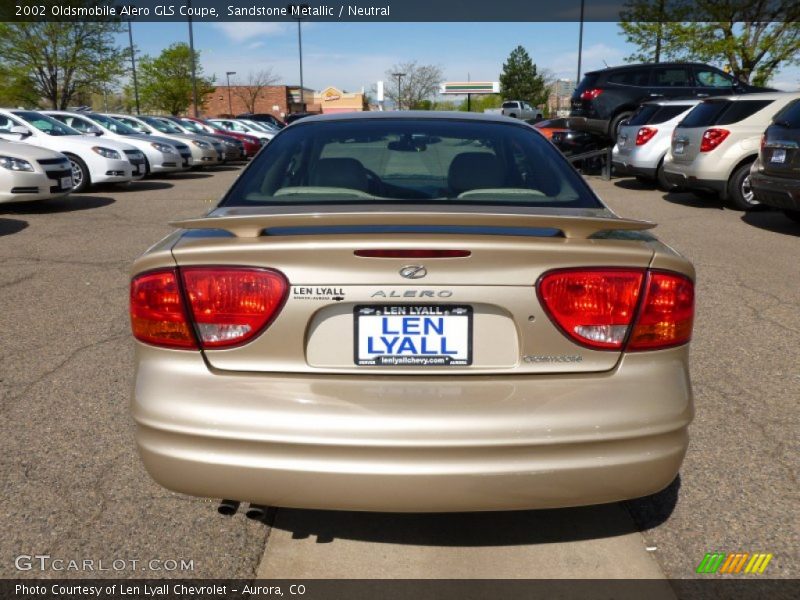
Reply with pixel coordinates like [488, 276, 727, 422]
[178, 117, 263, 158]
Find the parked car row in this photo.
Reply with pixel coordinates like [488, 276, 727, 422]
[609, 92, 800, 221]
[0, 108, 272, 203]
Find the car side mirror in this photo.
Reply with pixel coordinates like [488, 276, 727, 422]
[86, 126, 103, 136]
[10, 125, 32, 137]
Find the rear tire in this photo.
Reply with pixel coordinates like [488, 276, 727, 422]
[656, 160, 674, 191]
[64, 153, 90, 193]
[783, 209, 800, 223]
[635, 175, 655, 186]
[727, 162, 760, 211]
[609, 111, 633, 140]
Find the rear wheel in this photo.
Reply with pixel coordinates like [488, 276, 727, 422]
[727, 162, 760, 211]
[783, 209, 800, 223]
[64, 153, 90, 193]
[609, 111, 633, 140]
[508, 113, 517, 119]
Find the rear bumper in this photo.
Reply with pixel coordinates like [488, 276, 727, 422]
[750, 172, 800, 210]
[132, 347, 693, 512]
[612, 161, 657, 179]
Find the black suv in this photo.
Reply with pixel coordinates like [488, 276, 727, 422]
[750, 98, 800, 223]
[570, 62, 771, 139]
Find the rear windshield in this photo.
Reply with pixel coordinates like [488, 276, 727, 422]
[221, 119, 601, 208]
[679, 100, 774, 128]
[772, 99, 800, 128]
[501, 102, 519, 108]
[629, 104, 694, 126]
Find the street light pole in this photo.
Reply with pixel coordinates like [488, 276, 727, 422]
[226, 71, 236, 115]
[392, 72, 406, 110]
[288, 4, 309, 113]
[127, 21, 140, 115]
[187, 0, 199, 117]
[576, 0, 585, 85]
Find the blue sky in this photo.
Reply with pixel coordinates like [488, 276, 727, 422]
[120, 21, 800, 94]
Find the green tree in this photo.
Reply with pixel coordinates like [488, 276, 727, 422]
[138, 43, 215, 115]
[457, 94, 503, 112]
[499, 46, 548, 107]
[0, 64, 40, 107]
[619, 0, 800, 85]
[0, 18, 126, 109]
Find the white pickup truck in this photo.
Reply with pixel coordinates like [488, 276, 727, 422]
[501, 101, 543, 121]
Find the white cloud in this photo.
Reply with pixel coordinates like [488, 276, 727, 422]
[213, 22, 287, 42]
[248, 41, 265, 49]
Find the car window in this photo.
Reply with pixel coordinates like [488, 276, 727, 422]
[53, 115, 94, 132]
[607, 69, 650, 86]
[772, 99, 800, 128]
[694, 68, 734, 88]
[89, 114, 139, 135]
[142, 117, 182, 134]
[11, 111, 80, 136]
[222, 119, 600, 208]
[716, 100, 774, 125]
[116, 117, 148, 133]
[178, 119, 204, 133]
[679, 101, 730, 127]
[0, 114, 24, 133]
[501, 102, 518, 109]
[649, 104, 694, 124]
[652, 67, 691, 87]
[626, 105, 660, 126]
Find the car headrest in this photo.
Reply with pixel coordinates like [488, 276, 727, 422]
[309, 158, 369, 192]
[448, 152, 505, 194]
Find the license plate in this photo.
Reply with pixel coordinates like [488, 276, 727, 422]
[60, 176, 73, 190]
[674, 142, 685, 155]
[771, 149, 786, 163]
[354, 304, 472, 366]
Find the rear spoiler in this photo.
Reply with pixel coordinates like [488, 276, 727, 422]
[171, 212, 655, 240]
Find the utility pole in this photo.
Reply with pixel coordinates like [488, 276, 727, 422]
[392, 72, 405, 110]
[577, 0, 585, 85]
[288, 4, 309, 112]
[127, 21, 140, 114]
[187, 0, 199, 117]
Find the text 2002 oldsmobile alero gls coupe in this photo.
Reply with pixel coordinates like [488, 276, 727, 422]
[130, 112, 694, 512]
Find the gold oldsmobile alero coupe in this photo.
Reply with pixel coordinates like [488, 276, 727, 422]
[130, 112, 695, 512]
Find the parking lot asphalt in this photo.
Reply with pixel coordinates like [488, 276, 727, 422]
[0, 167, 797, 580]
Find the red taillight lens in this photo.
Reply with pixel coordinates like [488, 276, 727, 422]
[538, 268, 694, 351]
[628, 272, 694, 350]
[130, 269, 197, 349]
[354, 249, 471, 258]
[130, 267, 288, 350]
[699, 128, 730, 152]
[181, 267, 288, 348]
[635, 127, 658, 146]
[580, 88, 603, 101]
[538, 269, 645, 349]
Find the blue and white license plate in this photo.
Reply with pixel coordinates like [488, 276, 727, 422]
[355, 305, 472, 366]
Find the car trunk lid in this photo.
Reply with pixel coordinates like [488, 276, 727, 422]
[169, 207, 658, 375]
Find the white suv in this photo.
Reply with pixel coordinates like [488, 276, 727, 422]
[44, 111, 185, 176]
[0, 140, 73, 204]
[612, 99, 699, 190]
[0, 109, 141, 192]
[663, 92, 800, 210]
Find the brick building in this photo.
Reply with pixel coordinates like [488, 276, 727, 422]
[202, 85, 317, 118]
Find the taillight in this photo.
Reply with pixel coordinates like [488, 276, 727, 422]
[628, 272, 694, 350]
[130, 269, 197, 349]
[538, 268, 694, 351]
[181, 267, 288, 348]
[760, 133, 766, 151]
[354, 249, 471, 258]
[699, 128, 730, 152]
[580, 88, 603, 101]
[635, 127, 658, 146]
[130, 267, 288, 350]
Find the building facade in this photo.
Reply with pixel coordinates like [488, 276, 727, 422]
[202, 85, 364, 118]
[547, 79, 575, 117]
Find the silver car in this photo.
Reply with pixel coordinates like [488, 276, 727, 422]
[612, 100, 699, 190]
